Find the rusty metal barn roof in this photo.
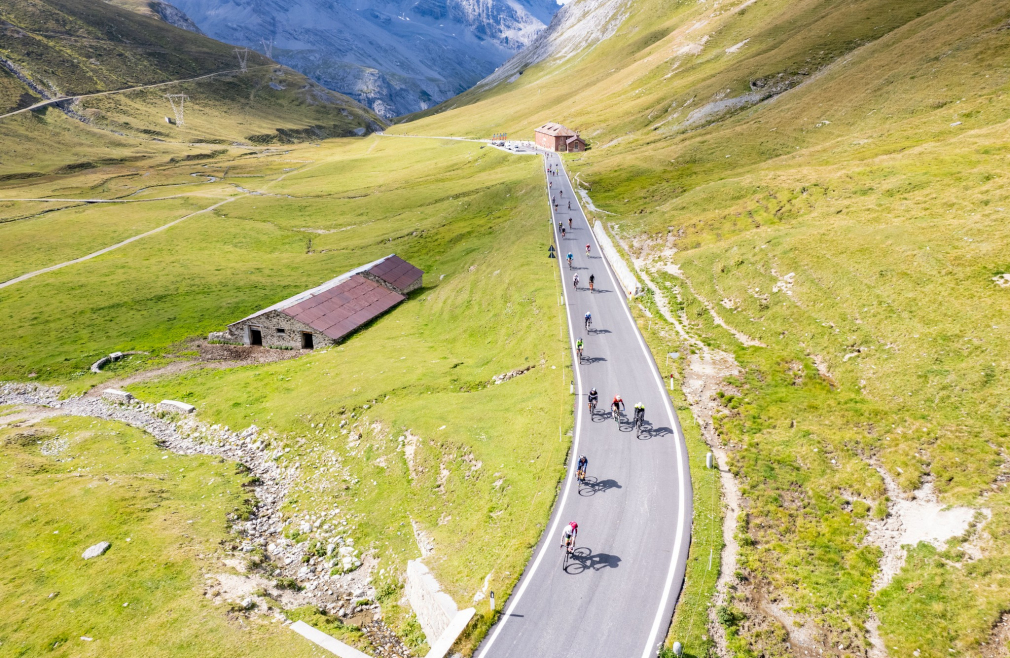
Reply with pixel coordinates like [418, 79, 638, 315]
[231, 254, 423, 340]
[535, 122, 577, 137]
[368, 254, 423, 292]
[281, 275, 404, 340]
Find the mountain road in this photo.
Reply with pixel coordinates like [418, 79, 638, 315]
[476, 148, 692, 658]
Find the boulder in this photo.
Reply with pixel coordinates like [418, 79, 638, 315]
[158, 400, 196, 414]
[102, 389, 134, 403]
[82, 541, 111, 560]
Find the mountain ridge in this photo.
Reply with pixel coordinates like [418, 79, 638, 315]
[168, 0, 561, 118]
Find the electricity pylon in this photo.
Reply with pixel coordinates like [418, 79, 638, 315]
[234, 47, 249, 72]
[165, 94, 188, 126]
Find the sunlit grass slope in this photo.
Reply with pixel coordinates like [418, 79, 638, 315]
[0, 135, 571, 653]
[0, 0, 382, 177]
[396, 0, 1010, 654]
[0, 415, 321, 658]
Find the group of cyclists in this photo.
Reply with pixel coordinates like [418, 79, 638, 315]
[563, 392, 647, 560]
[549, 155, 646, 563]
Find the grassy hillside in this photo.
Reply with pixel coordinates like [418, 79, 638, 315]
[0, 135, 571, 654]
[0, 414, 328, 658]
[0, 0, 383, 177]
[396, 0, 1010, 655]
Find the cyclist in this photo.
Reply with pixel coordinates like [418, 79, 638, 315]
[550, 181, 553, 189]
[589, 273, 595, 292]
[577, 455, 588, 482]
[559, 189, 563, 197]
[611, 395, 625, 420]
[587, 387, 598, 415]
[586, 243, 591, 256]
[567, 252, 574, 268]
[584, 311, 592, 330]
[561, 226, 566, 238]
[573, 273, 580, 290]
[568, 200, 571, 210]
[633, 402, 645, 429]
[576, 337, 584, 362]
[558, 221, 563, 233]
[560, 521, 578, 552]
[568, 217, 573, 229]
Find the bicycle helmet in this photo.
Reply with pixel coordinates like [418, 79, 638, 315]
[569, 521, 578, 531]
[590, 388, 597, 394]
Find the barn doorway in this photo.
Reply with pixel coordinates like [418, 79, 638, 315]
[301, 332, 314, 350]
[250, 328, 262, 346]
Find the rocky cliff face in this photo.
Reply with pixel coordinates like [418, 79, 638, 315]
[168, 0, 561, 118]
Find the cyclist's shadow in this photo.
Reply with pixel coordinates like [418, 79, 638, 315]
[564, 547, 622, 574]
[578, 476, 622, 497]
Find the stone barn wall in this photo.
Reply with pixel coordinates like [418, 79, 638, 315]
[226, 311, 333, 349]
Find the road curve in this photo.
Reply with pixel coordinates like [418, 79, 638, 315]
[477, 150, 693, 658]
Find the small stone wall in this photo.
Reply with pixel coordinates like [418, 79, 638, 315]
[405, 560, 458, 646]
[227, 310, 332, 350]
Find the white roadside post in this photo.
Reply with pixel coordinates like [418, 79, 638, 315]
[490, 591, 495, 614]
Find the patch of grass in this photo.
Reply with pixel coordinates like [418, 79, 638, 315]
[0, 414, 317, 657]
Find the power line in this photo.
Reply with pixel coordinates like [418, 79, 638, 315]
[165, 94, 188, 125]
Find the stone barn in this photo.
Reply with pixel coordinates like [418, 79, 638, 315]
[214, 255, 422, 350]
[534, 122, 586, 152]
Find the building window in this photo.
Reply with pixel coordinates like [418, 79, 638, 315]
[276, 328, 286, 333]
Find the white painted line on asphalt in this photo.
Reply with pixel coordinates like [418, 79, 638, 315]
[426, 608, 476, 658]
[559, 154, 690, 658]
[476, 153, 586, 658]
[290, 621, 372, 658]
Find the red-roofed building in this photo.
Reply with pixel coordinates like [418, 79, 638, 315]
[215, 255, 423, 350]
[534, 122, 586, 152]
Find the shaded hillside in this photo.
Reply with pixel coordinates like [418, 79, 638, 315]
[0, 0, 384, 175]
[401, 0, 1010, 656]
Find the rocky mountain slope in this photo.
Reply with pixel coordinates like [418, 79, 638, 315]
[168, 0, 561, 118]
[403, 0, 1010, 655]
[0, 0, 384, 174]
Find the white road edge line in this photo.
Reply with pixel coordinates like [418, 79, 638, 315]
[476, 152, 585, 658]
[560, 153, 690, 658]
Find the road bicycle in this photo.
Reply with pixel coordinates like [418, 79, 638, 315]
[576, 346, 583, 364]
[588, 399, 597, 417]
[561, 536, 575, 569]
[577, 467, 586, 484]
[612, 407, 622, 424]
[634, 414, 644, 438]
[567, 255, 573, 268]
[585, 316, 592, 330]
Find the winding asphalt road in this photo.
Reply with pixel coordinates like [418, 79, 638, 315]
[476, 149, 693, 658]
